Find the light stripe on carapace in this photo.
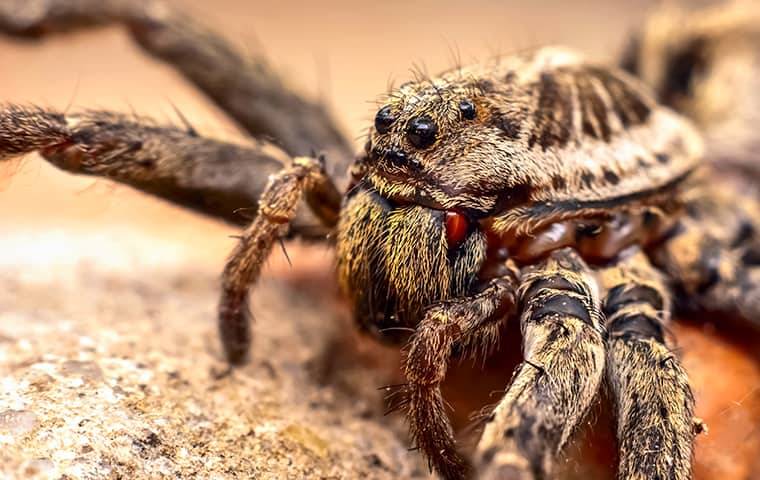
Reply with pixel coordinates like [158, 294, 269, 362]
[365, 46, 703, 238]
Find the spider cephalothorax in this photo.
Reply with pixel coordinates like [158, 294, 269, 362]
[2, 2, 760, 480]
[338, 47, 701, 337]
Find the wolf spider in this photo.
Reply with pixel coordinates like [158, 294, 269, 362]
[2, 1, 759, 479]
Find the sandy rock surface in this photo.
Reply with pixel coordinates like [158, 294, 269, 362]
[1, 218, 760, 480]
[0, 231, 422, 480]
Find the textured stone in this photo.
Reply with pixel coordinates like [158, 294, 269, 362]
[0, 231, 423, 480]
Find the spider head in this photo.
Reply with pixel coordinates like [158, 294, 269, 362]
[363, 72, 533, 218]
[336, 67, 538, 339]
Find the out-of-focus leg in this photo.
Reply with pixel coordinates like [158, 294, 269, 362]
[0, 104, 336, 235]
[0, 0, 354, 178]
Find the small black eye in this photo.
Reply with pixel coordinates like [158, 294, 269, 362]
[385, 148, 408, 167]
[459, 99, 477, 120]
[406, 116, 438, 149]
[374, 106, 396, 134]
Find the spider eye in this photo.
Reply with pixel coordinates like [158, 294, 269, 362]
[406, 116, 438, 149]
[459, 99, 477, 120]
[374, 106, 396, 134]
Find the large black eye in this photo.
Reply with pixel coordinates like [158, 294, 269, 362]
[406, 116, 438, 149]
[459, 99, 477, 120]
[374, 105, 396, 134]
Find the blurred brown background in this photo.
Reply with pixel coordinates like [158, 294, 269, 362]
[3, 1, 759, 479]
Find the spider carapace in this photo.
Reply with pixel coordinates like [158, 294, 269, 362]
[2, 2, 760, 480]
